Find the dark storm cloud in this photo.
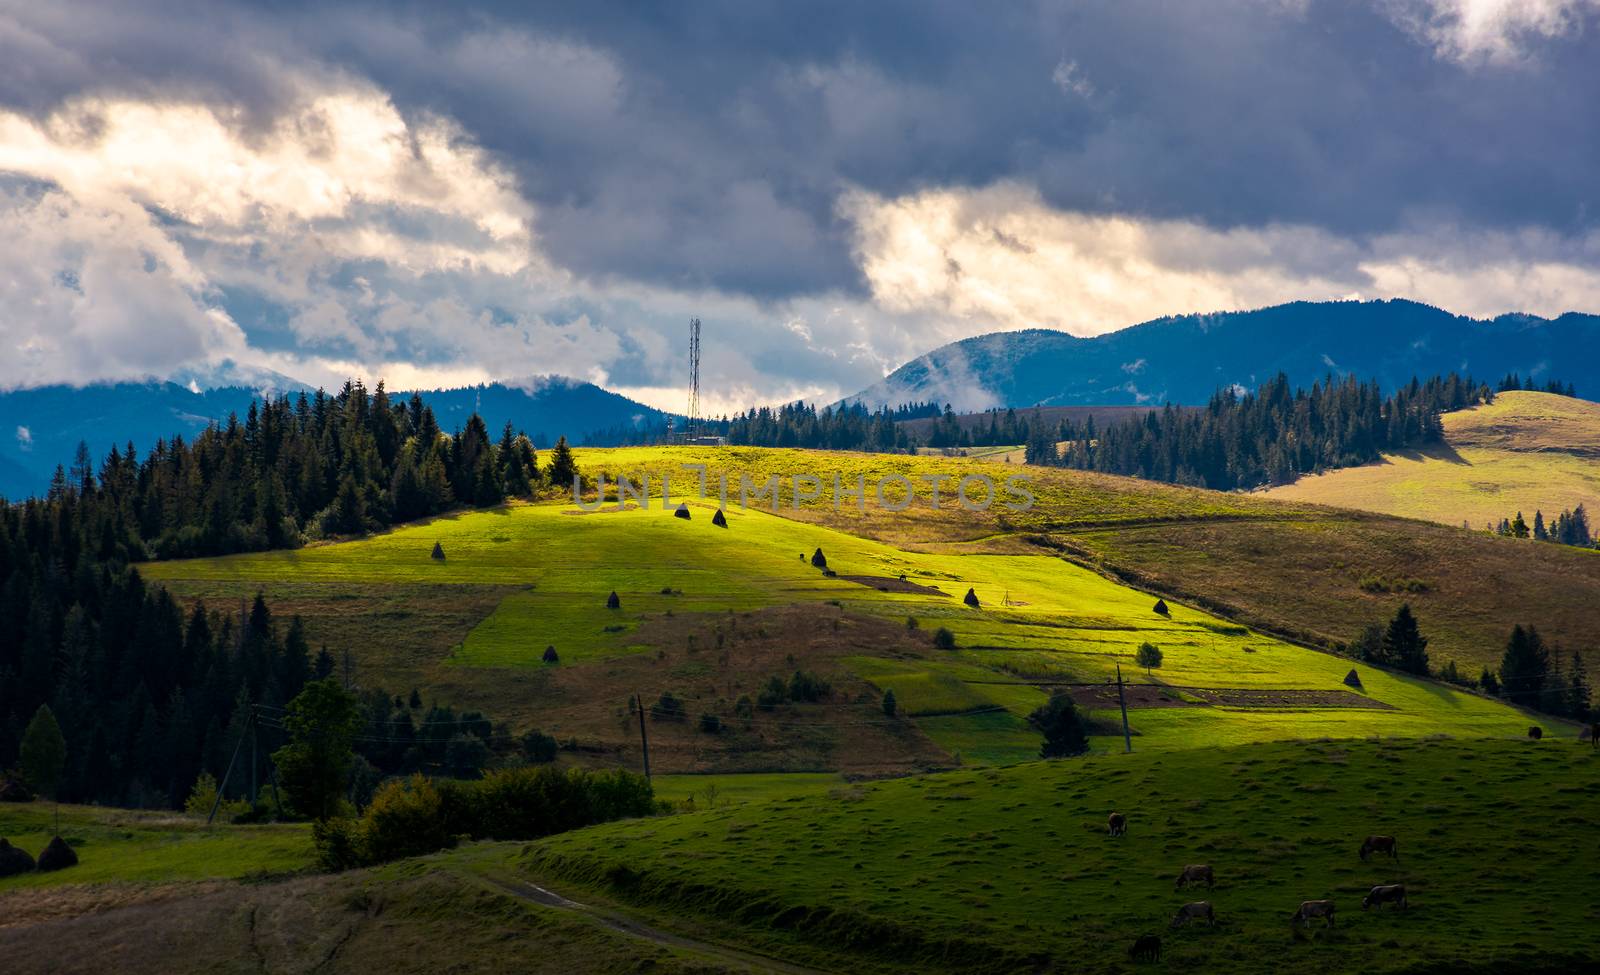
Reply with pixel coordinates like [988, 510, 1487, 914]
[7, 0, 1596, 302]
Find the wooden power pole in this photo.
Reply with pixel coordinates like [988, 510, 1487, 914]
[634, 692, 652, 780]
[1116, 665, 1133, 754]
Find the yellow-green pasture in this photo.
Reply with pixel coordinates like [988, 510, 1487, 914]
[143, 490, 1544, 763]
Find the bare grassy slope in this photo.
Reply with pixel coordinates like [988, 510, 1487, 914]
[1265, 391, 1600, 529]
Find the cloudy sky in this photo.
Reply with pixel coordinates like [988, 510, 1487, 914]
[2, 0, 1598, 411]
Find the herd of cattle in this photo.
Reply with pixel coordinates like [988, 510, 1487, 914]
[1110, 812, 1409, 963]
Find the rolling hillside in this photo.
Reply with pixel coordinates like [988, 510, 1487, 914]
[1264, 391, 1600, 531]
[845, 299, 1600, 411]
[139, 447, 1570, 777]
[9, 739, 1593, 974]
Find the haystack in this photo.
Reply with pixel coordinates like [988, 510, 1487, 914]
[811, 548, 828, 568]
[0, 838, 35, 877]
[1528, 725, 1544, 740]
[36, 836, 77, 872]
[606, 591, 621, 609]
[543, 645, 559, 664]
[963, 588, 981, 608]
[1343, 668, 1363, 690]
[1152, 598, 1169, 616]
[711, 509, 728, 528]
[674, 503, 691, 520]
[431, 541, 446, 560]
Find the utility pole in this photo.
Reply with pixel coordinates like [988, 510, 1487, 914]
[249, 705, 258, 807]
[634, 691, 652, 780]
[1116, 665, 1133, 754]
[210, 706, 252, 825]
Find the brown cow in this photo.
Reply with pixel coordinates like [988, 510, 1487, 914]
[1108, 812, 1127, 837]
[1127, 934, 1161, 962]
[1362, 884, 1408, 911]
[1175, 864, 1214, 890]
[1170, 901, 1216, 929]
[1291, 900, 1336, 928]
[1359, 835, 1398, 861]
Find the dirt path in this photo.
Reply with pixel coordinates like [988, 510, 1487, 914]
[483, 875, 835, 975]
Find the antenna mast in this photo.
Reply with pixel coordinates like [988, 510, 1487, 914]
[686, 317, 702, 440]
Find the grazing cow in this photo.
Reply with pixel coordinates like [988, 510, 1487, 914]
[1128, 934, 1162, 962]
[1362, 884, 1408, 911]
[1291, 900, 1337, 928]
[1108, 812, 1127, 837]
[1359, 835, 1398, 861]
[1175, 864, 1214, 890]
[1170, 901, 1216, 929]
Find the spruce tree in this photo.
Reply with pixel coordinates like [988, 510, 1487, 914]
[1382, 603, 1430, 675]
[1499, 624, 1549, 708]
[546, 436, 579, 491]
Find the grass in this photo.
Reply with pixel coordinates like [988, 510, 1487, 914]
[0, 800, 313, 891]
[140, 460, 1557, 773]
[526, 737, 1600, 974]
[1264, 391, 1600, 531]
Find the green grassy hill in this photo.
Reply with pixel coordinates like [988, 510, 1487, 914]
[526, 737, 1600, 974]
[8, 739, 1594, 974]
[1265, 391, 1600, 531]
[141, 456, 1559, 775]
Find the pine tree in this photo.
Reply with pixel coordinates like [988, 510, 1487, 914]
[1499, 624, 1550, 708]
[1382, 604, 1430, 676]
[546, 436, 579, 491]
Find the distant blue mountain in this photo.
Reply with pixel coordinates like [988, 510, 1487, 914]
[0, 376, 669, 500]
[846, 299, 1600, 410]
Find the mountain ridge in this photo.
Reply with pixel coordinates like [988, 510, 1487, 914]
[846, 299, 1600, 410]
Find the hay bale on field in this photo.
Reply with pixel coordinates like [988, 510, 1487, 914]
[0, 838, 35, 877]
[963, 588, 981, 608]
[1343, 669, 1363, 690]
[36, 835, 77, 872]
[1153, 598, 1169, 616]
[606, 591, 621, 610]
[1528, 725, 1543, 740]
[711, 509, 728, 528]
[674, 503, 691, 520]
[431, 541, 445, 560]
[811, 548, 828, 568]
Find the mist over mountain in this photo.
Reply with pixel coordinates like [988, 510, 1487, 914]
[846, 300, 1600, 410]
[0, 376, 667, 500]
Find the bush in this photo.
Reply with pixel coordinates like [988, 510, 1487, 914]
[733, 696, 754, 719]
[183, 772, 250, 820]
[521, 730, 558, 764]
[933, 627, 956, 650]
[787, 670, 832, 702]
[905, 616, 919, 631]
[882, 689, 897, 717]
[698, 713, 723, 734]
[316, 766, 659, 871]
[1029, 692, 1088, 758]
[650, 692, 686, 722]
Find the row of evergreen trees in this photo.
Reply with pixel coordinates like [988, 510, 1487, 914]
[30, 379, 578, 561]
[1025, 374, 1490, 490]
[1497, 374, 1579, 397]
[1, 383, 569, 809]
[1351, 605, 1591, 721]
[1489, 505, 1594, 548]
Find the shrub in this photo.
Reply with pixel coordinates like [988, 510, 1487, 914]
[882, 689, 897, 717]
[1029, 692, 1088, 758]
[933, 627, 956, 650]
[650, 692, 687, 722]
[698, 713, 723, 734]
[905, 616, 920, 631]
[521, 730, 558, 764]
[733, 696, 754, 719]
[787, 670, 832, 702]
[316, 766, 658, 870]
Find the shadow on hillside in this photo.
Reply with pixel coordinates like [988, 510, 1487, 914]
[1388, 442, 1471, 466]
